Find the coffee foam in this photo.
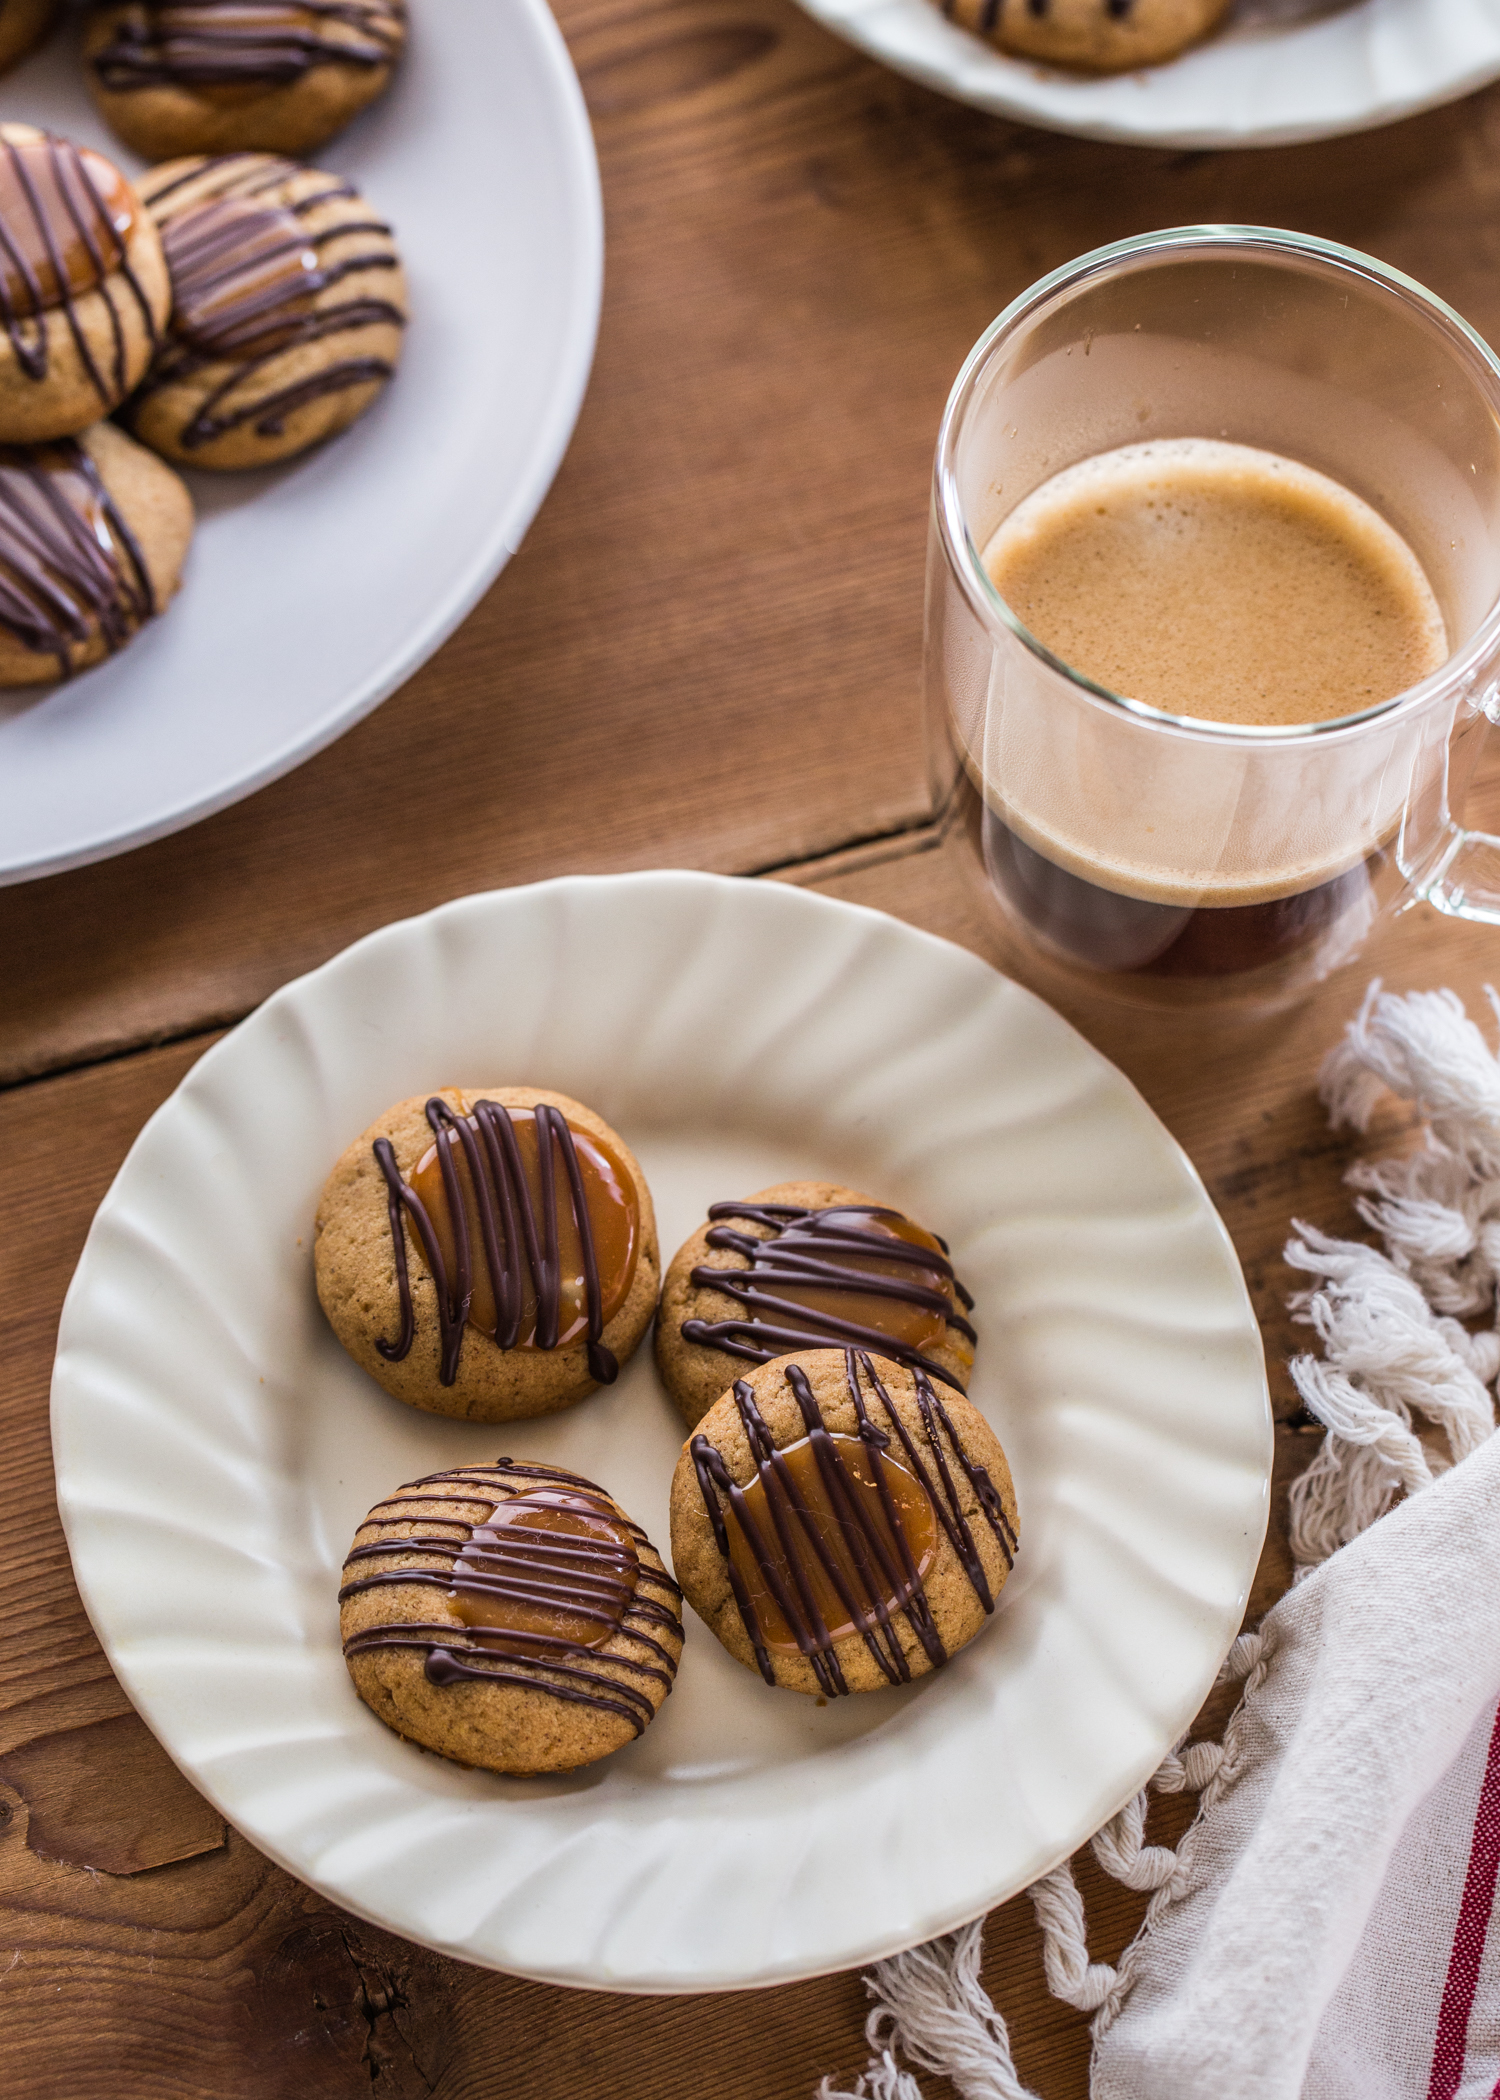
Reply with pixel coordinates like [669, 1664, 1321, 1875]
[982, 439, 1448, 732]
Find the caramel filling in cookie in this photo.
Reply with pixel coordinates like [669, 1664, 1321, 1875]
[682, 1201, 977, 1388]
[0, 441, 154, 677]
[725, 1431, 937, 1655]
[0, 136, 136, 316]
[373, 1097, 640, 1387]
[406, 1108, 638, 1352]
[91, 2, 404, 92]
[691, 1351, 1016, 1697]
[165, 190, 322, 356]
[446, 1485, 640, 1654]
[340, 1460, 683, 1737]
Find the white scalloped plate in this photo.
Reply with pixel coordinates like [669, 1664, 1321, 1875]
[794, 0, 1500, 149]
[0, 0, 601, 883]
[51, 874, 1270, 1992]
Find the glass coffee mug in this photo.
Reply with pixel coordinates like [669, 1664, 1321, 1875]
[925, 226, 1500, 1008]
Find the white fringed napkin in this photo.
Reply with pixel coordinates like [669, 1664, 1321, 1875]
[822, 984, 1500, 2100]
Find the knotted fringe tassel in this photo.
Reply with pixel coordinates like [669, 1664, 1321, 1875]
[818, 985, 1500, 2100]
[816, 1921, 1032, 2100]
[1287, 984, 1500, 1572]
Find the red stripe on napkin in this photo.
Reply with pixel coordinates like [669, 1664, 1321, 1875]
[1429, 1701, 1500, 2100]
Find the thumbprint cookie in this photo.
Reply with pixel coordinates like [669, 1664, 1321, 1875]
[942, 0, 1231, 71]
[127, 153, 406, 469]
[0, 125, 171, 442]
[670, 1348, 1018, 1697]
[315, 1088, 659, 1422]
[655, 1180, 977, 1431]
[0, 422, 193, 685]
[341, 1459, 684, 1774]
[84, 1, 409, 162]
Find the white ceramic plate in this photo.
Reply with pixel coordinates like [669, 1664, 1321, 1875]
[0, 0, 602, 884]
[52, 874, 1271, 1991]
[794, 0, 1500, 149]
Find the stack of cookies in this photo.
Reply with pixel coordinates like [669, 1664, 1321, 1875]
[0, 1, 409, 686]
[0, 121, 190, 684]
[316, 1088, 1021, 1777]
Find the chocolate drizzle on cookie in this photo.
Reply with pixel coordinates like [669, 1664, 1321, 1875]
[372, 1096, 638, 1388]
[90, 2, 406, 91]
[0, 131, 159, 402]
[957, 0, 1135, 30]
[680, 1201, 976, 1391]
[134, 154, 402, 449]
[690, 1350, 1016, 1697]
[0, 440, 155, 675]
[340, 1460, 683, 1737]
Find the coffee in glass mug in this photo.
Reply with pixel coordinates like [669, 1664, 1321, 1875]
[924, 228, 1500, 1007]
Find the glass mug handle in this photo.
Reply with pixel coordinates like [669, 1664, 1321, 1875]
[1410, 678, 1500, 928]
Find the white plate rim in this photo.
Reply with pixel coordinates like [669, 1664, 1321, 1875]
[50, 871, 1274, 1991]
[789, 0, 1500, 150]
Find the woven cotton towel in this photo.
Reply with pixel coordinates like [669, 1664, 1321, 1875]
[1092, 1429, 1500, 2099]
[822, 984, 1500, 2100]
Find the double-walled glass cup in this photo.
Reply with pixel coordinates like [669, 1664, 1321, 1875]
[925, 227, 1500, 1009]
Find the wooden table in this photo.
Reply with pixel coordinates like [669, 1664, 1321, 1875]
[5, 8, 1500, 2094]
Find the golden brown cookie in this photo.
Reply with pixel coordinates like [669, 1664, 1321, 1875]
[0, 0, 59, 75]
[0, 126, 171, 441]
[84, 1, 408, 160]
[655, 1181, 976, 1432]
[943, 0, 1230, 71]
[126, 153, 406, 469]
[0, 421, 192, 685]
[341, 1458, 684, 1775]
[315, 1087, 660, 1422]
[670, 1348, 1018, 1698]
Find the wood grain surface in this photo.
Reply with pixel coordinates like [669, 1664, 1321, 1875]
[5, 0, 1500, 2094]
